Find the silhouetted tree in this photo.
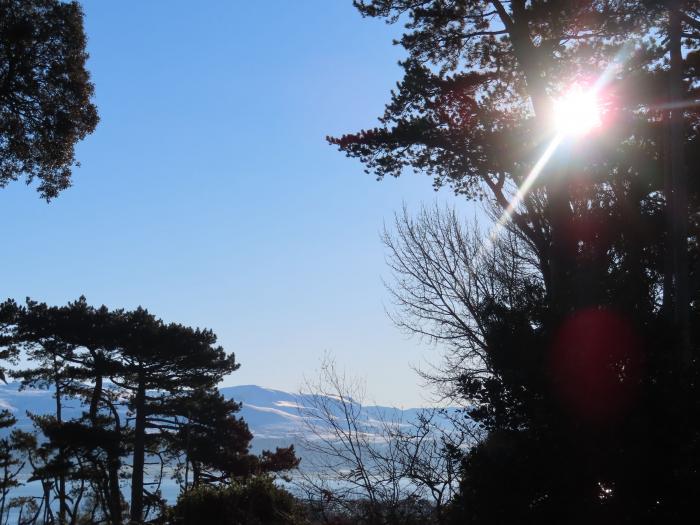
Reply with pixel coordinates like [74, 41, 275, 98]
[0, 0, 98, 199]
[334, 2, 700, 521]
[10, 428, 59, 524]
[333, 1, 654, 304]
[95, 308, 237, 523]
[381, 199, 699, 522]
[162, 388, 299, 491]
[9, 299, 81, 525]
[6, 298, 125, 525]
[659, 0, 700, 362]
[0, 300, 20, 383]
[171, 476, 307, 525]
[298, 358, 468, 525]
[3, 300, 242, 523]
[0, 410, 22, 524]
[1, 297, 294, 524]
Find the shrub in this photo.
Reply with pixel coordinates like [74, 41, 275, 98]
[171, 477, 307, 525]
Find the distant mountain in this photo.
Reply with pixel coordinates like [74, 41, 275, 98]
[0, 382, 90, 432]
[0, 382, 444, 453]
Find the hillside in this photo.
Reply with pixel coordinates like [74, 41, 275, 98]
[0, 382, 441, 453]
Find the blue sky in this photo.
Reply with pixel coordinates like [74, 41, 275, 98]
[0, 1, 473, 406]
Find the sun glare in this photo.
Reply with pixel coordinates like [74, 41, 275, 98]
[553, 87, 602, 137]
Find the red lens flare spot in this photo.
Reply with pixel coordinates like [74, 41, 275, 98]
[549, 308, 643, 423]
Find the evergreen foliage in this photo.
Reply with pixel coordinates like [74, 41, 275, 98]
[0, 298, 299, 524]
[171, 477, 307, 525]
[0, 0, 98, 199]
[333, 1, 700, 522]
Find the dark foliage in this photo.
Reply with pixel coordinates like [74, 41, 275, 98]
[0, 0, 98, 199]
[337, 1, 700, 523]
[0, 298, 300, 524]
[170, 477, 307, 525]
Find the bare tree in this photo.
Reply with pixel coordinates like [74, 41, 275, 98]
[383, 204, 543, 402]
[388, 409, 470, 524]
[296, 357, 472, 525]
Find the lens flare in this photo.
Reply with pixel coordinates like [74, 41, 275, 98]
[492, 133, 563, 237]
[549, 308, 642, 423]
[475, 42, 636, 264]
[553, 86, 602, 136]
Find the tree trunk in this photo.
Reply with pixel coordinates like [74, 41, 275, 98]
[669, 1, 690, 365]
[107, 405, 123, 525]
[43, 480, 55, 524]
[0, 462, 9, 524]
[663, 104, 674, 316]
[55, 368, 67, 525]
[547, 171, 574, 314]
[89, 371, 102, 422]
[508, 1, 572, 309]
[108, 454, 122, 525]
[89, 365, 123, 524]
[129, 376, 146, 524]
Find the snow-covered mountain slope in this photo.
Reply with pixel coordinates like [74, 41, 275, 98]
[0, 383, 447, 451]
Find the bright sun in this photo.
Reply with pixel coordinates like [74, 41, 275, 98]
[553, 87, 602, 137]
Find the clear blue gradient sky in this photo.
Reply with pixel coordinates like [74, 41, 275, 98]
[0, 1, 473, 407]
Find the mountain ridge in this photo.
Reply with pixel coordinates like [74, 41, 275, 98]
[0, 382, 438, 452]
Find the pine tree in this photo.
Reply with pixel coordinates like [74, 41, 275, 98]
[2, 297, 298, 523]
[0, 410, 21, 524]
[96, 308, 238, 523]
[6, 298, 126, 524]
[162, 388, 299, 489]
[336, 1, 700, 521]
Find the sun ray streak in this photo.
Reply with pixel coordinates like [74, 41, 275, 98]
[652, 99, 700, 111]
[490, 133, 563, 242]
[469, 133, 564, 268]
[469, 41, 636, 268]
